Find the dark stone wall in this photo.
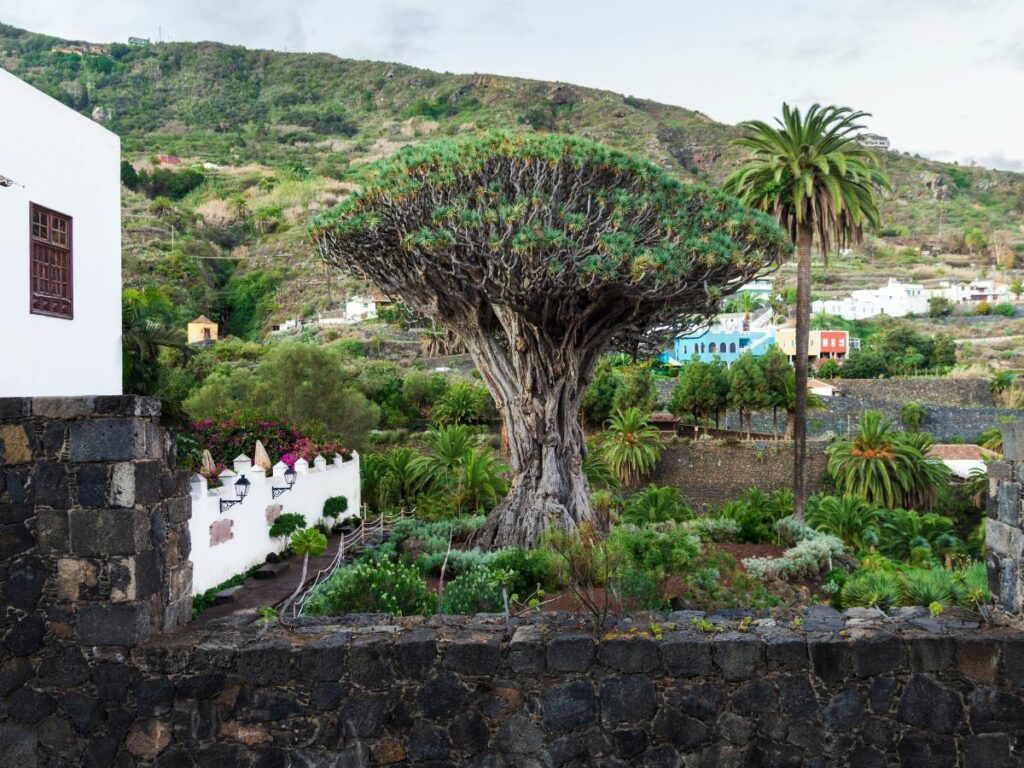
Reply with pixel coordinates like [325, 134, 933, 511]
[832, 378, 994, 407]
[3, 608, 1022, 767]
[651, 440, 830, 510]
[0, 396, 192, 671]
[987, 422, 1024, 614]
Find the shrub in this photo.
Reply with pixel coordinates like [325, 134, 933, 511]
[684, 517, 742, 542]
[431, 381, 493, 425]
[976, 300, 991, 316]
[607, 524, 700, 580]
[899, 568, 957, 607]
[618, 567, 667, 611]
[623, 485, 693, 525]
[303, 558, 435, 616]
[901, 402, 927, 432]
[992, 302, 1016, 317]
[416, 549, 490, 578]
[442, 566, 504, 614]
[744, 533, 846, 582]
[322, 496, 349, 520]
[269, 513, 306, 542]
[487, 547, 558, 594]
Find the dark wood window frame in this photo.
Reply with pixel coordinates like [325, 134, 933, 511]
[29, 203, 74, 320]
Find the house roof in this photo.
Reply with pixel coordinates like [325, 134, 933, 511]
[807, 378, 834, 390]
[190, 315, 215, 325]
[928, 444, 1000, 461]
[648, 411, 680, 424]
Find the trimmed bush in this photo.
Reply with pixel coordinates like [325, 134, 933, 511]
[442, 566, 504, 614]
[322, 496, 349, 520]
[303, 558, 435, 616]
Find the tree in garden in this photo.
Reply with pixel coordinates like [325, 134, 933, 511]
[827, 411, 950, 511]
[316, 133, 789, 547]
[730, 291, 764, 330]
[280, 527, 328, 619]
[601, 408, 663, 487]
[1010, 278, 1024, 301]
[725, 104, 890, 517]
[611, 364, 658, 416]
[122, 287, 191, 397]
[758, 345, 792, 435]
[581, 357, 623, 427]
[729, 351, 769, 439]
[670, 356, 729, 433]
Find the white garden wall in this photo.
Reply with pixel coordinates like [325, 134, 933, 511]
[189, 452, 361, 594]
[0, 69, 122, 397]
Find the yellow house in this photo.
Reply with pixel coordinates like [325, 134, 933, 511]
[187, 315, 218, 344]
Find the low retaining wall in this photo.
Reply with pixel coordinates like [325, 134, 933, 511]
[651, 440, 830, 510]
[834, 378, 994, 407]
[189, 453, 361, 594]
[7, 608, 1021, 767]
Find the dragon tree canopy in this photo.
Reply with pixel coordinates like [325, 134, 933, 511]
[314, 132, 791, 548]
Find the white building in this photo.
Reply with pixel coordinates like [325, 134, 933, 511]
[857, 133, 890, 149]
[344, 295, 378, 322]
[926, 280, 1011, 305]
[812, 278, 928, 320]
[0, 69, 122, 397]
[736, 277, 774, 300]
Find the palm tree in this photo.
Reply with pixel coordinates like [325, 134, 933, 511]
[806, 494, 880, 552]
[122, 288, 191, 395]
[827, 411, 949, 511]
[732, 291, 764, 330]
[724, 104, 891, 517]
[281, 527, 328, 620]
[777, 369, 826, 439]
[455, 448, 509, 512]
[601, 408, 663, 487]
[623, 485, 691, 525]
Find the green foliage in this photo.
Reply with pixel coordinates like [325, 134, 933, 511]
[402, 370, 450, 414]
[582, 357, 624, 426]
[618, 567, 668, 611]
[220, 269, 282, 340]
[122, 287, 191, 400]
[839, 569, 901, 609]
[611, 364, 658, 415]
[670, 356, 730, 430]
[304, 558, 435, 616]
[623, 485, 693, 525]
[322, 496, 349, 520]
[839, 348, 888, 379]
[606, 524, 700, 581]
[431, 381, 494, 425]
[993, 302, 1016, 317]
[729, 352, 769, 435]
[486, 547, 558, 595]
[716, 488, 791, 543]
[838, 563, 990, 609]
[805, 494, 880, 552]
[877, 508, 959, 564]
[901, 401, 927, 433]
[290, 527, 328, 558]
[269, 513, 306, 542]
[441, 566, 505, 614]
[827, 411, 950, 511]
[928, 296, 954, 318]
[601, 408, 663, 486]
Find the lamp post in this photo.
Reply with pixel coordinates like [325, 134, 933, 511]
[272, 465, 297, 499]
[220, 474, 251, 513]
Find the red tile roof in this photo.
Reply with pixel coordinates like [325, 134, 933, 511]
[928, 444, 999, 460]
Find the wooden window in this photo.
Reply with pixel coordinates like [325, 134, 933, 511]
[30, 203, 73, 319]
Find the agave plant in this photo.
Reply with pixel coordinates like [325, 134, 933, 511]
[805, 494, 880, 552]
[623, 485, 692, 525]
[601, 408, 663, 487]
[898, 568, 957, 607]
[839, 569, 901, 610]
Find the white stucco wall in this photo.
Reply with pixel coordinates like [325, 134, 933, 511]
[188, 453, 362, 594]
[0, 69, 122, 397]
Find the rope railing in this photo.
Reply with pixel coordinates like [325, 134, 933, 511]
[291, 507, 412, 619]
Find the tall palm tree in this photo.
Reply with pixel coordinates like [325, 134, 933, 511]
[731, 291, 764, 330]
[724, 104, 890, 517]
[122, 288, 191, 395]
[601, 408, 663, 487]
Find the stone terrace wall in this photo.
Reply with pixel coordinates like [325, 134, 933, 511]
[987, 422, 1024, 614]
[833, 378, 994, 407]
[5, 608, 1020, 767]
[650, 440, 830, 510]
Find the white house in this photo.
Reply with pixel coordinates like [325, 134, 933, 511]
[344, 295, 378, 322]
[0, 69, 122, 397]
[928, 444, 998, 480]
[926, 280, 1011, 305]
[812, 278, 928, 320]
[857, 133, 890, 149]
[736, 277, 774, 301]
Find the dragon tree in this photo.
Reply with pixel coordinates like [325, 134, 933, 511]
[314, 133, 790, 548]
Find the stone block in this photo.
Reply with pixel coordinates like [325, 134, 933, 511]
[896, 674, 961, 734]
[34, 508, 69, 556]
[660, 634, 712, 676]
[0, 398, 32, 421]
[69, 508, 149, 555]
[599, 635, 659, 673]
[134, 461, 164, 504]
[109, 462, 136, 507]
[393, 629, 437, 679]
[547, 632, 595, 672]
[349, 637, 393, 690]
[997, 482, 1021, 526]
[76, 464, 109, 508]
[165, 495, 192, 525]
[908, 636, 958, 672]
[968, 686, 1024, 734]
[236, 641, 290, 685]
[997, 556, 1020, 613]
[965, 734, 1011, 768]
[541, 680, 597, 733]
[713, 635, 763, 680]
[162, 597, 192, 632]
[443, 632, 502, 675]
[0, 425, 32, 465]
[3, 555, 46, 610]
[851, 637, 903, 677]
[93, 395, 160, 418]
[68, 418, 153, 462]
[0, 523, 35, 562]
[765, 635, 809, 670]
[509, 624, 544, 674]
[960, 640, 999, 683]
[33, 462, 70, 507]
[416, 671, 470, 720]
[168, 562, 193, 602]
[56, 558, 100, 602]
[32, 397, 95, 419]
[1001, 421, 1024, 461]
[599, 676, 657, 725]
[77, 602, 152, 646]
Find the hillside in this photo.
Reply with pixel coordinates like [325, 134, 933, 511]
[3, 22, 1023, 335]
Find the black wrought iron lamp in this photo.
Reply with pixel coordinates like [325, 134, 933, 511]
[272, 465, 297, 499]
[220, 474, 251, 513]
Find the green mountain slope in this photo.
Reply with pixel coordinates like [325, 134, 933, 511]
[3, 22, 1022, 335]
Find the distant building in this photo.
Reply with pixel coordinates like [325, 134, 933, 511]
[808, 378, 836, 398]
[928, 444, 999, 480]
[775, 328, 850, 364]
[736, 277, 774, 300]
[187, 315, 218, 344]
[857, 133, 890, 149]
[270, 318, 301, 334]
[157, 154, 182, 166]
[662, 326, 775, 367]
[926, 279, 1010, 305]
[128, 37, 151, 47]
[813, 278, 928, 320]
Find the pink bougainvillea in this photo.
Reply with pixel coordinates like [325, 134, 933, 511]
[187, 417, 352, 470]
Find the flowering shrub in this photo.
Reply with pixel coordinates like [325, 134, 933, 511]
[187, 417, 351, 468]
[302, 556, 435, 616]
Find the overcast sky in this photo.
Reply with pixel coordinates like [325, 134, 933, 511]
[3, 0, 1023, 171]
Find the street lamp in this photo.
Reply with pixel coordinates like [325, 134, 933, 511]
[272, 465, 298, 499]
[220, 474, 251, 513]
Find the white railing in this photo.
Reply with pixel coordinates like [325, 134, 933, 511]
[188, 451, 361, 595]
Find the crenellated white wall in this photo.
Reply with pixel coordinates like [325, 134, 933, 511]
[0, 69, 122, 397]
[188, 452, 361, 594]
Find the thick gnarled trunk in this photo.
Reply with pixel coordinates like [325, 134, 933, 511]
[465, 322, 597, 549]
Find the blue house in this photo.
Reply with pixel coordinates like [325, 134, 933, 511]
[660, 327, 776, 367]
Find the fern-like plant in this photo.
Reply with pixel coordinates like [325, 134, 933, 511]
[601, 408, 663, 487]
